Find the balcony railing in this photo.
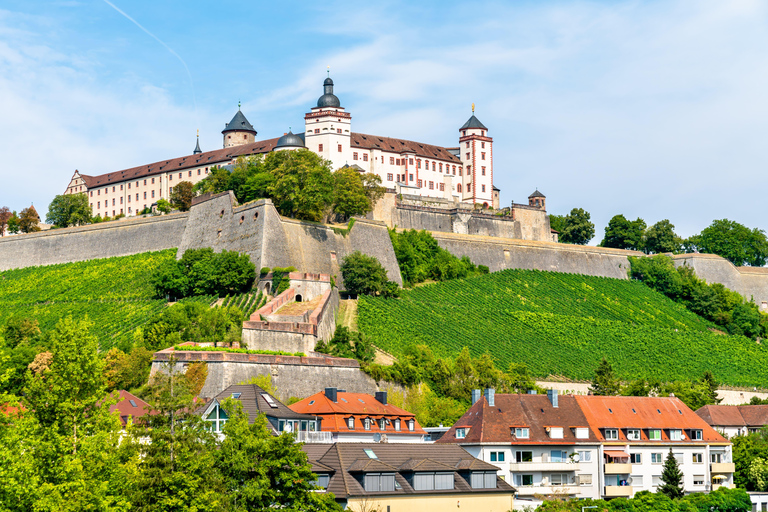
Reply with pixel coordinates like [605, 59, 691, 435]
[604, 463, 632, 474]
[711, 462, 735, 473]
[508, 461, 580, 472]
[604, 485, 633, 497]
[295, 431, 333, 443]
[515, 485, 579, 496]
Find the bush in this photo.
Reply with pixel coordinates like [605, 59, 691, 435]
[340, 251, 399, 297]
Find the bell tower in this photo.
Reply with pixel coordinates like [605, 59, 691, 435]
[304, 71, 351, 170]
[459, 104, 493, 206]
[222, 103, 257, 148]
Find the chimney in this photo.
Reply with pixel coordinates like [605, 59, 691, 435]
[527, 390, 537, 395]
[484, 388, 495, 407]
[325, 387, 337, 403]
[547, 389, 559, 408]
[471, 389, 482, 404]
[375, 391, 388, 405]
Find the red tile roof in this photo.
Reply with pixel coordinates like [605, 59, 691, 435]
[575, 395, 727, 443]
[437, 393, 597, 445]
[289, 391, 425, 435]
[696, 404, 768, 427]
[109, 390, 156, 426]
[351, 133, 461, 163]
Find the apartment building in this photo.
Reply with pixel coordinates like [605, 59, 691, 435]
[696, 404, 768, 438]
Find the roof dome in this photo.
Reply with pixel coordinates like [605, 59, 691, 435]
[275, 130, 304, 149]
[317, 75, 341, 108]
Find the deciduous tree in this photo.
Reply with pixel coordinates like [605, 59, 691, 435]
[599, 214, 646, 251]
[340, 251, 398, 297]
[266, 149, 335, 222]
[18, 206, 41, 233]
[46, 193, 92, 228]
[552, 208, 595, 245]
[170, 181, 194, 211]
[0, 206, 10, 236]
[692, 219, 768, 267]
[644, 219, 682, 254]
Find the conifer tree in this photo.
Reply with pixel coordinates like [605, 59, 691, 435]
[658, 448, 684, 499]
[590, 357, 620, 395]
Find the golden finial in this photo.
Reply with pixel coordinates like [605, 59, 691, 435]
[327, 66, 330, 77]
[472, 103, 475, 114]
[196, 129, 199, 137]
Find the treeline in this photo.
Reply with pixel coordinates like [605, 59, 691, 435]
[0, 205, 41, 234]
[195, 150, 384, 222]
[0, 316, 340, 512]
[630, 255, 768, 338]
[535, 488, 750, 512]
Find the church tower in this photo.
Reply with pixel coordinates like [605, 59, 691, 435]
[222, 104, 257, 148]
[304, 72, 351, 170]
[459, 105, 493, 206]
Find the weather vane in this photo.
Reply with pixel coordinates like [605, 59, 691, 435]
[327, 66, 330, 77]
[472, 103, 475, 114]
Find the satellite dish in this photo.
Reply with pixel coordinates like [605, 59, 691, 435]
[373, 433, 382, 443]
[572, 453, 581, 463]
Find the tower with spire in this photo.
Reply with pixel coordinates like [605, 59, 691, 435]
[458, 104, 493, 206]
[222, 102, 257, 148]
[193, 130, 202, 154]
[304, 69, 352, 170]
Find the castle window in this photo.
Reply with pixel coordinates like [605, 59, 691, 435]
[387, 173, 393, 181]
[318, 144, 323, 152]
[120, 208, 123, 214]
[243, 134, 247, 140]
[467, 165, 471, 171]
[228, 135, 231, 139]
[128, 196, 131, 203]
[481, 142, 485, 149]
[390, 157, 395, 165]
[179, 173, 182, 179]
[409, 174, 414, 182]
[466, 152, 470, 159]
[440, 183, 445, 191]
[128, 183, 131, 189]
[169, 174, 173, 180]
[482, 166, 486, 176]
[338, 144, 342, 152]
[416, 159, 421, 169]
[396, 159, 400, 165]
[337, 128, 342, 134]
[363, 154, 368, 162]
[417, 179, 422, 188]
[90, 191, 93, 197]
[120, 197, 123, 204]
[198, 169, 201, 175]
[144, 192, 147, 199]
[136, 194, 139, 201]
[353, 152, 358, 160]
[112, 199, 115, 206]
[429, 181, 434, 190]
[151, 191, 155, 198]
[439, 163, 442, 172]
[314, 129, 320, 134]
[112, 210, 115, 216]
[481, 152, 486, 160]
[98, 189, 100, 195]
[482, 185, 486, 192]
[467, 184, 471, 192]
[169, 187, 173, 194]
[457, 184, 462, 193]
[463, 130, 467, 136]
[120, 184, 123, 191]
[112, 186, 115, 192]
[128, 207, 132, 214]
[97, 201, 100, 208]
[453, 165, 456, 174]
[151, 178, 155, 184]
[144, 179, 147, 185]
[432, 162, 436, 171]
[466, 142, 470, 148]
[424, 159, 428, 169]
[90, 203, 93, 208]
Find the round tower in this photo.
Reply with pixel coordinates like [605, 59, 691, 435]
[222, 104, 257, 148]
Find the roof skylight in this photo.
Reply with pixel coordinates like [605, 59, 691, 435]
[261, 393, 279, 408]
[364, 449, 378, 459]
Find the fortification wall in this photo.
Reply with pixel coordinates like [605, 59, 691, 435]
[151, 349, 400, 401]
[430, 231, 639, 279]
[0, 213, 188, 271]
[672, 254, 768, 307]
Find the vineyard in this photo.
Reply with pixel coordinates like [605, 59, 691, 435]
[0, 250, 201, 349]
[357, 269, 768, 387]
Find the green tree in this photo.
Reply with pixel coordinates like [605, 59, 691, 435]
[552, 208, 595, 245]
[216, 400, 342, 511]
[46, 193, 93, 228]
[733, 429, 768, 490]
[658, 449, 684, 499]
[693, 219, 768, 267]
[0, 206, 11, 236]
[7, 210, 20, 234]
[590, 357, 620, 395]
[644, 219, 682, 254]
[314, 325, 375, 363]
[170, 180, 194, 211]
[340, 251, 398, 297]
[155, 198, 172, 214]
[599, 214, 646, 251]
[18, 205, 41, 233]
[266, 149, 335, 221]
[748, 457, 768, 491]
[333, 166, 373, 219]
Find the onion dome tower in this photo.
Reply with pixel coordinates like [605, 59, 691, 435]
[222, 102, 257, 148]
[304, 68, 351, 170]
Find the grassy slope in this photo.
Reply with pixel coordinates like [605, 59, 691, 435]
[358, 269, 768, 387]
[0, 250, 177, 348]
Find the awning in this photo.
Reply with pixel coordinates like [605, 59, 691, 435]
[712, 475, 728, 481]
[604, 450, 629, 458]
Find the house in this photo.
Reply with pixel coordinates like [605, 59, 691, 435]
[110, 390, 156, 427]
[436, 389, 601, 509]
[302, 442, 515, 511]
[197, 384, 320, 441]
[289, 388, 428, 443]
[574, 394, 734, 497]
[696, 404, 768, 438]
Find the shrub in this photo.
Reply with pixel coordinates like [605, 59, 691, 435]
[340, 251, 399, 297]
[151, 248, 256, 299]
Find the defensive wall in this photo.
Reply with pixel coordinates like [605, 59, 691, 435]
[151, 347, 400, 401]
[673, 253, 768, 308]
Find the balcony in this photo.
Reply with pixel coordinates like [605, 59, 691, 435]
[711, 462, 735, 474]
[508, 461, 580, 472]
[604, 485, 633, 497]
[515, 485, 579, 496]
[295, 431, 333, 443]
[604, 463, 632, 474]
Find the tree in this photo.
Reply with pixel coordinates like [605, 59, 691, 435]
[266, 149, 335, 222]
[644, 219, 682, 254]
[599, 214, 646, 251]
[18, 206, 41, 233]
[315, 325, 375, 363]
[333, 167, 374, 219]
[0, 206, 10, 236]
[216, 400, 341, 511]
[658, 449, 684, 499]
[46, 194, 92, 228]
[590, 357, 619, 395]
[693, 219, 768, 267]
[340, 251, 398, 297]
[155, 198, 172, 214]
[7, 211, 20, 234]
[552, 208, 594, 245]
[151, 248, 256, 299]
[170, 181, 194, 211]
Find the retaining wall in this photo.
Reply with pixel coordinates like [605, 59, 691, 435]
[673, 253, 768, 307]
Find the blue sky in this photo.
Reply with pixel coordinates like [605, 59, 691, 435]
[2, 0, 768, 240]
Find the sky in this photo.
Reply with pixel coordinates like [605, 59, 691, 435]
[1, 0, 767, 240]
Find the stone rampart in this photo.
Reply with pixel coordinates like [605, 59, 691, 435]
[672, 254, 768, 307]
[0, 212, 188, 271]
[151, 348, 397, 400]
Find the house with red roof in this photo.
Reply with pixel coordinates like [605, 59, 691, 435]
[696, 404, 768, 438]
[109, 390, 156, 427]
[289, 388, 428, 443]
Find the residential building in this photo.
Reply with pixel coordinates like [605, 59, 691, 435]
[574, 395, 734, 497]
[289, 388, 428, 443]
[110, 390, 156, 427]
[302, 442, 515, 511]
[197, 384, 322, 441]
[436, 389, 601, 509]
[63, 74, 500, 218]
[696, 404, 768, 438]
[439, 390, 734, 508]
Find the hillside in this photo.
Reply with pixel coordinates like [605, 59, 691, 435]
[0, 250, 179, 348]
[358, 269, 768, 387]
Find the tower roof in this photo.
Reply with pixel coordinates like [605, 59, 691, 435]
[460, 115, 487, 130]
[275, 130, 305, 149]
[222, 109, 257, 134]
[317, 75, 341, 108]
[193, 137, 201, 155]
[528, 189, 545, 198]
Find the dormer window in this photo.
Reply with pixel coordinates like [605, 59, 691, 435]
[574, 427, 589, 439]
[456, 428, 468, 439]
[394, 419, 401, 431]
[669, 429, 683, 441]
[379, 419, 386, 430]
[627, 429, 641, 441]
[347, 417, 355, 430]
[364, 418, 371, 431]
[604, 428, 619, 440]
[649, 429, 662, 440]
[408, 419, 415, 431]
[514, 427, 530, 439]
[549, 427, 564, 439]
[690, 429, 703, 440]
